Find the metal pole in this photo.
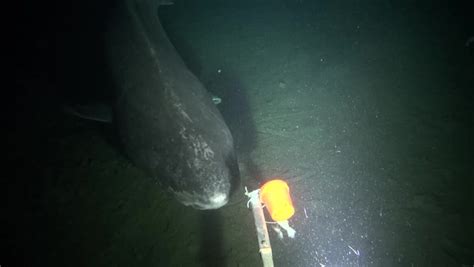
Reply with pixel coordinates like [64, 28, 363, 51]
[247, 189, 274, 267]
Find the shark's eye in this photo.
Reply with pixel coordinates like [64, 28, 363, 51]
[211, 96, 222, 105]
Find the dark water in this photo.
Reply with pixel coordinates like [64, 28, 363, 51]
[7, 0, 472, 266]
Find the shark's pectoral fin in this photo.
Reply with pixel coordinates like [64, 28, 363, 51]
[62, 103, 113, 123]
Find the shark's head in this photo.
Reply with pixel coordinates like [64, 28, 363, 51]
[170, 147, 241, 210]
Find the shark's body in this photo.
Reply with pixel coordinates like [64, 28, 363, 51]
[105, 0, 240, 209]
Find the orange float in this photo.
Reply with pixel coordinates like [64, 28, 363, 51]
[259, 179, 295, 221]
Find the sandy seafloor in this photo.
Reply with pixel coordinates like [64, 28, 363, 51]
[6, 0, 473, 266]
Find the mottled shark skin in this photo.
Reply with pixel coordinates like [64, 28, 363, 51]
[106, 0, 240, 209]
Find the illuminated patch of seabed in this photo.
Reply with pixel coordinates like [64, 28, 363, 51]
[250, 108, 326, 180]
